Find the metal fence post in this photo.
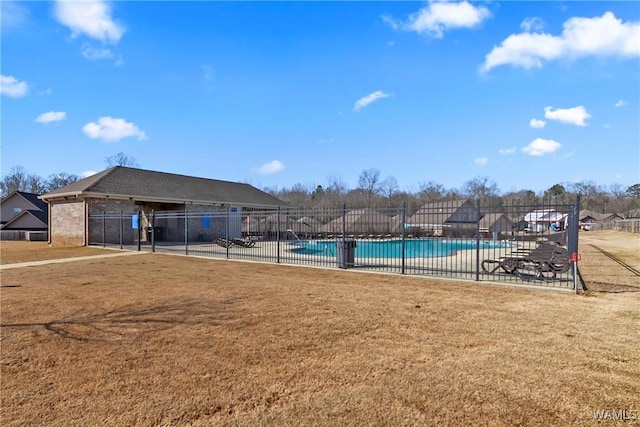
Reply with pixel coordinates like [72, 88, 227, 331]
[342, 203, 346, 240]
[102, 211, 106, 247]
[137, 210, 142, 252]
[225, 206, 230, 259]
[184, 206, 189, 256]
[277, 206, 281, 264]
[119, 211, 123, 249]
[401, 202, 406, 275]
[569, 194, 581, 292]
[475, 199, 481, 281]
[151, 209, 156, 253]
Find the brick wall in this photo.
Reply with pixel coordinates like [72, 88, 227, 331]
[87, 199, 137, 245]
[54, 197, 237, 246]
[50, 200, 85, 246]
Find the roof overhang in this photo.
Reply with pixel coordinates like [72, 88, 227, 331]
[40, 191, 282, 209]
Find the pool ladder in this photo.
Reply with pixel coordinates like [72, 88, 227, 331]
[286, 229, 304, 246]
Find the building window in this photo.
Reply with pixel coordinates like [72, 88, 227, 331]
[13, 208, 22, 218]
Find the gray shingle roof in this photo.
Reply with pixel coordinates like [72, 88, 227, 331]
[41, 167, 286, 208]
[408, 199, 477, 226]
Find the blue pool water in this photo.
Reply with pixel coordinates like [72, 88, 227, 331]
[291, 239, 511, 258]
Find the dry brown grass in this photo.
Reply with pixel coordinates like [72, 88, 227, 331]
[1, 234, 639, 426]
[578, 230, 640, 293]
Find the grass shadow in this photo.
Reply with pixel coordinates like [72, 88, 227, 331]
[2, 299, 245, 342]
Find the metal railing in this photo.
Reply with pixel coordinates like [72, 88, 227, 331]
[88, 199, 582, 290]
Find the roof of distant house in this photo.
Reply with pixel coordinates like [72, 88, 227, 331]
[1, 191, 49, 212]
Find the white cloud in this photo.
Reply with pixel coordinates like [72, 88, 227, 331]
[385, 1, 490, 38]
[603, 123, 612, 129]
[544, 105, 591, 126]
[353, 90, 390, 112]
[381, 15, 400, 31]
[1, 74, 28, 98]
[522, 138, 561, 156]
[35, 111, 67, 124]
[498, 147, 516, 155]
[82, 46, 115, 60]
[614, 99, 628, 108]
[520, 17, 545, 33]
[54, 0, 124, 44]
[257, 160, 284, 174]
[529, 118, 546, 129]
[81, 170, 98, 178]
[481, 12, 640, 72]
[82, 116, 147, 142]
[474, 157, 488, 166]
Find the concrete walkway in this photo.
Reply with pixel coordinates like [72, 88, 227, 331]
[0, 251, 145, 270]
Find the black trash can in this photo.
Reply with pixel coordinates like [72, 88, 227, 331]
[337, 238, 357, 268]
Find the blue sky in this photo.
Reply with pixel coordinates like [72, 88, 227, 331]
[1, 1, 639, 194]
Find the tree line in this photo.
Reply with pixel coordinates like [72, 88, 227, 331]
[0, 153, 138, 197]
[264, 169, 640, 215]
[2, 162, 638, 216]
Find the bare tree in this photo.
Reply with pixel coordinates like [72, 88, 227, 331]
[105, 152, 139, 167]
[277, 183, 312, 208]
[323, 175, 348, 208]
[417, 181, 445, 203]
[0, 166, 28, 196]
[47, 172, 80, 192]
[28, 175, 48, 194]
[568, 181, 601, 210]
[380, 176, 399, 199]
[0, 166, 48, 196]
[461, 176, 500, 205]
[502, 189, 539, 207]
[357, 168, 382, 206]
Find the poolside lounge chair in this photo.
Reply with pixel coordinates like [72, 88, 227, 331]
[215, 238, 234, 248]
[232, 238, 255, 248]
[482, 241, 571, 279]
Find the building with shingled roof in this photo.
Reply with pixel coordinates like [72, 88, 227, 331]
[40, 166, 285, 245]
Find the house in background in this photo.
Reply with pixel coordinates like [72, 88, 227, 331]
[523, 209, 568, 233]
[0, 191, 49, 240]
[40, 166, 285, 246]
[579, 210, 623, 230]
[479, 213, 513, 239]
[627, 209, 640, 219]
[407, 199, 479, 237]
[321, 208, 392, 236]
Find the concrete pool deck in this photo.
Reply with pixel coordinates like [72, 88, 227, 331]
[94, 238, 574, 289]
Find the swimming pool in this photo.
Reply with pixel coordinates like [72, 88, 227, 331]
[290, 239, 512, 258]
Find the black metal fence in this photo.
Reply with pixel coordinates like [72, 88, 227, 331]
[88, 198, 583, 290]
